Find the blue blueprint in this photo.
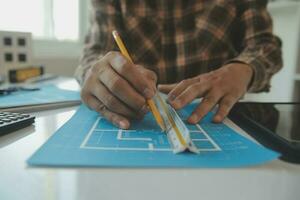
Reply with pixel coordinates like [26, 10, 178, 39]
[28, 104, 279, 168]
[0, 85, 80, 108]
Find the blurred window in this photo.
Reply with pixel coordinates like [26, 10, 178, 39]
[0, 0, 79, 41]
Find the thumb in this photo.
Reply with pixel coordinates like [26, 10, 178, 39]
[158, 83, 177, 94]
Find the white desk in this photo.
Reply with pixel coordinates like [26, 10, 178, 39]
[0, 106, 300, 200]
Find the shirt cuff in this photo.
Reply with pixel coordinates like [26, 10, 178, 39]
[226, 53, 270, 93]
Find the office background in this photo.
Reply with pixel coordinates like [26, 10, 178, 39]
[0, 0, 299, 102]
[0, 2, 300, 200]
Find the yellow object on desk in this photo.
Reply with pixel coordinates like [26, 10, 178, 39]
[112, 30, 165, 131]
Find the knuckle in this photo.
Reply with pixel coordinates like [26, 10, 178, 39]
[182, 78, 194, 85]
[95, 102, 106, 113]
[109, 52, 130, 73]
[211, 86, 224, 95]
[91, 60, 105, 74]
[134, 99, 146, 111]
[140, 98, 146, 106]
[118, 62, 130, 74]
[91, 61, 99, 70]
[211, 79, 222, 88]
[92, 63, 107, 79]
[105, 95, 118, 109]
[108, 76, 123, 92]
[180, 79, 188, 86]
[106, 51, 119, 59]
[147, 70, 157, 81]
[222, 99, 233, 108]
[95, 67, 106, 80]
[192, 75, 201, 82]
[188, 83, 199, 93]
[204, 95, 218, 104]
[110, 114, 120, 125]
[80, 89, 89, 103]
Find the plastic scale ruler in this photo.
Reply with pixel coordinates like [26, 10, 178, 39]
[152, 93, 199, 154]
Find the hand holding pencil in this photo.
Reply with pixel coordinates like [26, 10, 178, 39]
[112, 30, 165, 130]
[80, 33, 157, 129]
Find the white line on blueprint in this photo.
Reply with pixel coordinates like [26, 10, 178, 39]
[81, 146, 219, 152]
[94, 129, 136, 132]
[196, 124, 221, 151]
[80, 117, 101, 148]
[82, 146, 172, 151]
[80, 117, 222, 152]
[117, 129, 152, 141]
[192, 139, 214, 141]
[148, 143, 154, 150]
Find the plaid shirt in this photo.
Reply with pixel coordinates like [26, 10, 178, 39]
[76, 0, 282, 92]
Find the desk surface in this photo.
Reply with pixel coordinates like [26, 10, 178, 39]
[0, 106, 300, 200]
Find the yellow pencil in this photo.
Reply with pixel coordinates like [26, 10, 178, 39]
[112, 30, 165, 131]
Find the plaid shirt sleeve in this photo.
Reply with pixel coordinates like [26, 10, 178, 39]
[227, 0, 282, 92]
[74, 8, 102, 86]
[76, 0, 282, 93]
[75, 1, 118, 85]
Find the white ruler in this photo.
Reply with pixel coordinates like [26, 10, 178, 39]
[152, 93, 199, 154]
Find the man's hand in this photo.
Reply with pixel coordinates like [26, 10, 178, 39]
[81, 51, 157, 129]
[158, 63, 253, 124]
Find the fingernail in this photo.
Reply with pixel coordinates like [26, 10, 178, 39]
[189, 114, 198, 124]
[143, 88, 155, 99]
[111, 54, 126, 67]
[140, 104, 149, 115]
[119, 120, 129, 129]
[168, 94, 176, 101]
[213, 115, 223, 123]
[172, 99, 181, 108]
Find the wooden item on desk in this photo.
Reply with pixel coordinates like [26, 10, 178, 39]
[9, 65, 44, 83]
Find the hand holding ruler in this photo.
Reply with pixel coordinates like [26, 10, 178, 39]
[112, 30, 198, 154]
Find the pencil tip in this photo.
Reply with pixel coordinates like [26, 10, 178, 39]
[112, 30, 118, 37]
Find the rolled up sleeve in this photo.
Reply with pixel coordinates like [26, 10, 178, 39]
[228, 0, 283, 92]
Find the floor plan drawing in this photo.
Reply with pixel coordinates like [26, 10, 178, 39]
[80, 117, 221, 152]
[28, 104, 279, 168]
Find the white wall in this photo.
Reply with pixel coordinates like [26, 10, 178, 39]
[32, 40, 83, 77]
[33, 57, 79, 76]
[31, 0, 88, 78]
